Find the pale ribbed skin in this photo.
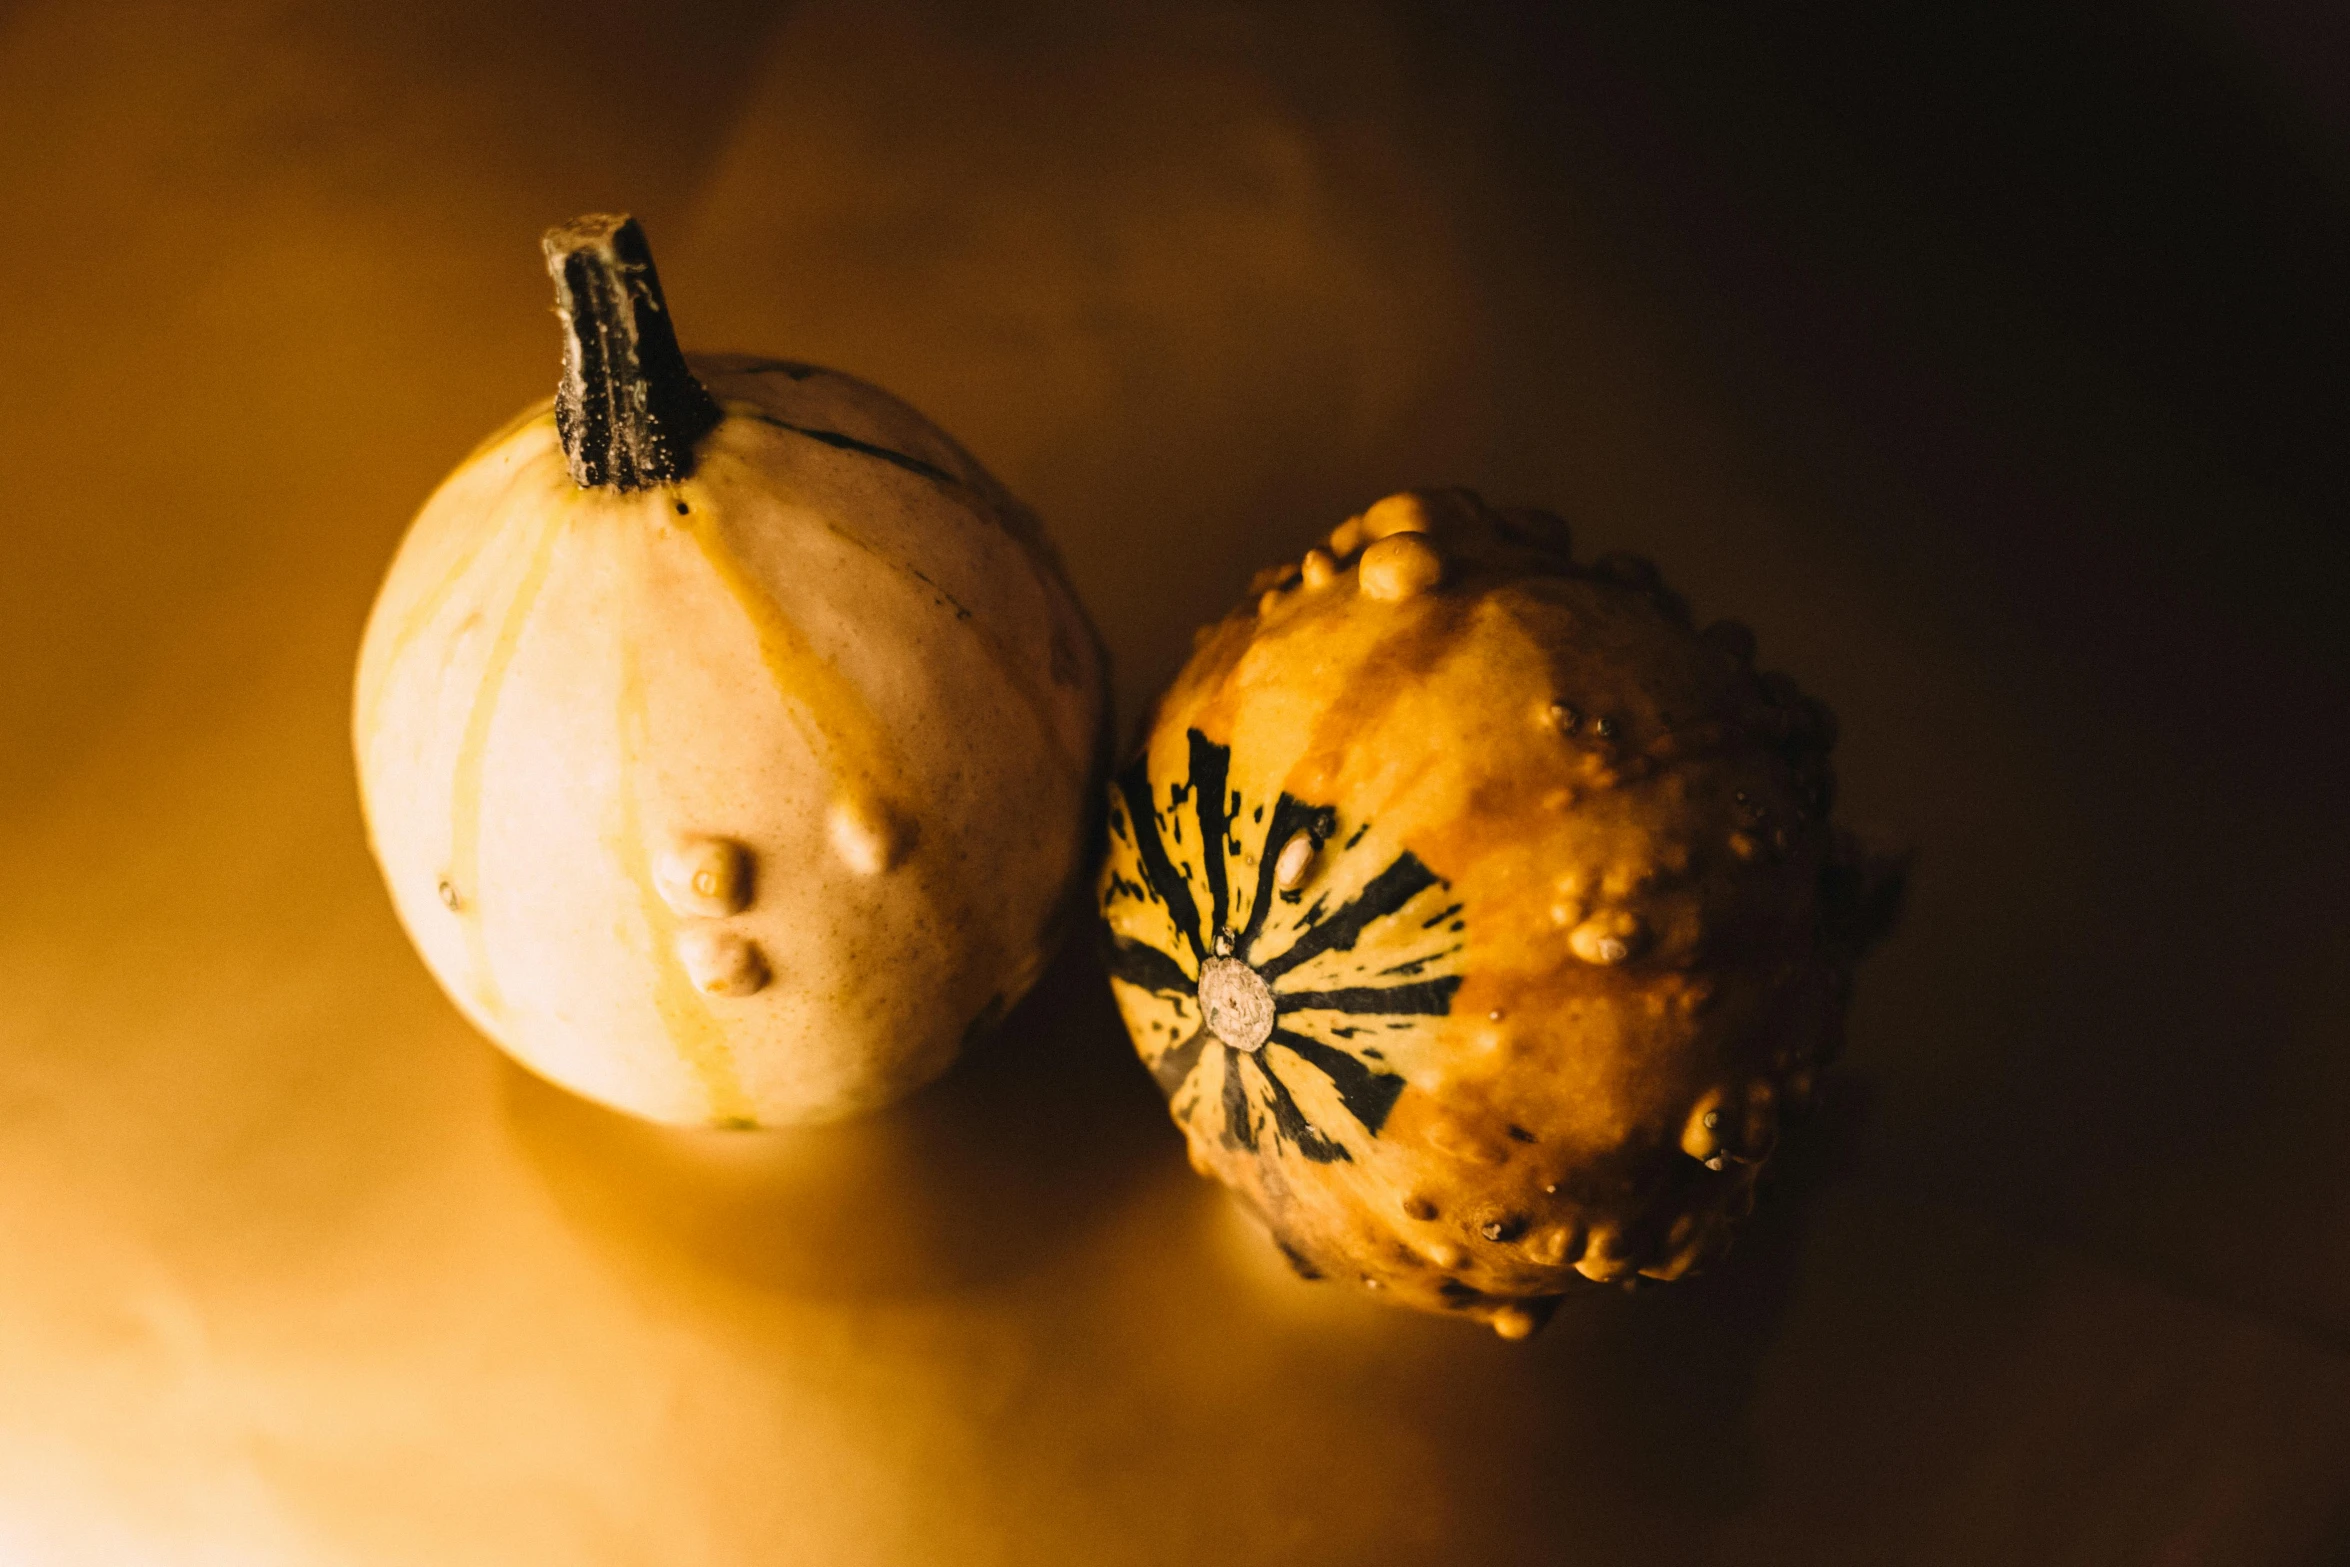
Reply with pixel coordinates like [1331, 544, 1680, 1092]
[356, 357, 1104, 1126]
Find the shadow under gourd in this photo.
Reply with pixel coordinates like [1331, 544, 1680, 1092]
[501, 939, 1171, 1299]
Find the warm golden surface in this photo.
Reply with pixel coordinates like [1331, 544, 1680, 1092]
[5, 3, 2349, 1562]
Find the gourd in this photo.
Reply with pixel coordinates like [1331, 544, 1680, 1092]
[356, 215, 1106, 1127]
[1098, 489, 1896, 1335]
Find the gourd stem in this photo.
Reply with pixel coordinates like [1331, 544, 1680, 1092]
[542, 214, 722, 491]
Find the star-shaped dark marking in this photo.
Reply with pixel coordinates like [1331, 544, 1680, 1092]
[1102, 729, 1464, 1163]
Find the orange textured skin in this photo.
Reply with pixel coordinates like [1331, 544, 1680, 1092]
[1098, 490, 1890, 1336]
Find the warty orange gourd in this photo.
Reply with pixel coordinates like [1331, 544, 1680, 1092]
[1098, 489, 1897, 1335]
[356, 215, 1106, 1127]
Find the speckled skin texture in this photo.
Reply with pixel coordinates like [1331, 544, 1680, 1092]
[357, 356, 1107, 1127]
[1099, 490, 1892, 1335]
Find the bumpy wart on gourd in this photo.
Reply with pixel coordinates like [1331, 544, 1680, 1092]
[1099, 488, 1899, 1337]
[354, 214, 1107, 1127]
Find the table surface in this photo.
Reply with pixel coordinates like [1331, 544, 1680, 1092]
[5, 3, 2347, 1562]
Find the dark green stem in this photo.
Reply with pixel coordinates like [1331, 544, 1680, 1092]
[542, 214, 721, 491]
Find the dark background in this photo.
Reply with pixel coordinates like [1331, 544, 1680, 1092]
[1, 1, 2345, 1560]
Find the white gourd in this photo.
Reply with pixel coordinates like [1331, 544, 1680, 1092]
[355, 215, 1105, 1127]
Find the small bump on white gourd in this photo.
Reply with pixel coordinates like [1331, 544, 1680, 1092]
[675, 927, 768, 996]
[827, 800, 909, 876]
[654, 835, 753, 917]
